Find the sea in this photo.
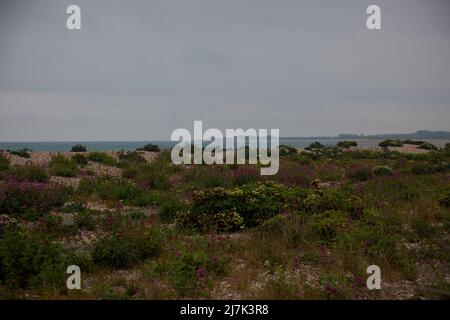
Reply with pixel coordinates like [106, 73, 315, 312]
[0, 139, 448, 152]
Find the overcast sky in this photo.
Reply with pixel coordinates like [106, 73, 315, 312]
[0, 0, 449, 141]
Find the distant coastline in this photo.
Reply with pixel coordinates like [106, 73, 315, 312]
[0, 138, 448, 152]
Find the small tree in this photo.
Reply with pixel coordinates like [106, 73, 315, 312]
[71, 144, 87, 152]
[336, 141, 357, 148]
[137, 143, 160, 152]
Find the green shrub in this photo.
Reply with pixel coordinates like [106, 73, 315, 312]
[8, 148, 31, 158]
[418, 142, 437, 151]
[71, 154, 88, 166]
[75, 210, 99, 230]
[159, 199, 185, 223]
[301, 188, 364, 217]
[337, 141, 357, 148]
[169, 241, 229, 294]
[279, 145, 298, 157]
[347, 165, 373, 181]
[411, 163, 433, 175]
[137, 143, 160, 152]
[117, 150, 146, 163]
[87, 152, 116, 166]
[92, 228, 162, 268]
[133, 165, 170, 190]
[49, 155, 78, 177]
[307, 141, 325, 150]
[438, 190, 450, 208]
[379, 140, 403, 148]
[71, 144, 87, 152]
[411, 217, 436, 238]
[10, 165, 50, 182]
[0, 231, 66, 289]
[79, 175, 148, 205]
[372, 165, 394, 176]
[0, 179, 71, 215]
[310, 210, 348, 241]
[178, 181, 294, 232]
[0, 155, 10, 171]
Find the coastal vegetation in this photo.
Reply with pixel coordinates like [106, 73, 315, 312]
[0, 144, 449, 299]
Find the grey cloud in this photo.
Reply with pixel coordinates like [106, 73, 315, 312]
[0, 0, 449, 140]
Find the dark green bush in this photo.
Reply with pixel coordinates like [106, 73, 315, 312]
[306, 141, 325, 150]
[49, 155, 78, 177]
[279, 145, 298, 157]
[301, 188, 364, 217]
[177, 181, 294, 232]
[379, 140, 403, 148]
[71, 144, 87, 152]
[411, 163, 433, 175]
[418, 142, 437, 151]
[0, 179, 71, 215]
[71, 154, 88, 166]
[336, 141, 357, 148]
[75, 210, 99, 230]
[372, 165, 394, 176]
[10, 165, 50, 182]
[117, 150, 146, 163]
[438, 190, 450, 208]
[137, 143, 160, 152]
[87, 152, 116, 166]
[310, 210, 348, 241]
[347, 165, 373, 181]
[159, 199, 185, 223]
[0, 155, 10, 171]
[92, 228, 162, 268]
[80, 175, 148, 205]
[169, 241, 229, 294]
[8, 148, 31, 158]
[0, 231, 66, 289]
[411, 216, 436, 238]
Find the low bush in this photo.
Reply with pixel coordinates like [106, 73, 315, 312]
[75, 210, 99, 230]
[159, 198, 185, 223]
[306, 141, 325, 150]
[379, 140, 403, 148]
[82, 175, 147, 205]
[418, 142, 437, 151]
[0, 230, 67, 289]
[227, 166, 260, 186]
[310, 210, 348, 241]
[346, 165, 373, 181]
[337, 141, 357, 148]
[137, 143, 160, 152]
[71, 154, 88, 166]
[279, 145, 298, 157]
[117, 150, 146, 163]
[92, 227, 162, 268]
[71, 144, 87, 152]
[169, 240, 229, 294]
[301, 188, 364, 218]
[0, 178, 71, 215]
[49, 155, 78, 177]
[8, 148, 31, 158]
[411, 163, 433, 175]
[438, 190, 450, 208]
[178, 181, 293, 232]
[9, 165, 50, 182]
[0, 155, 10, 171]
[372, 165, 394, 176]
[87, 152, 116, 166]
